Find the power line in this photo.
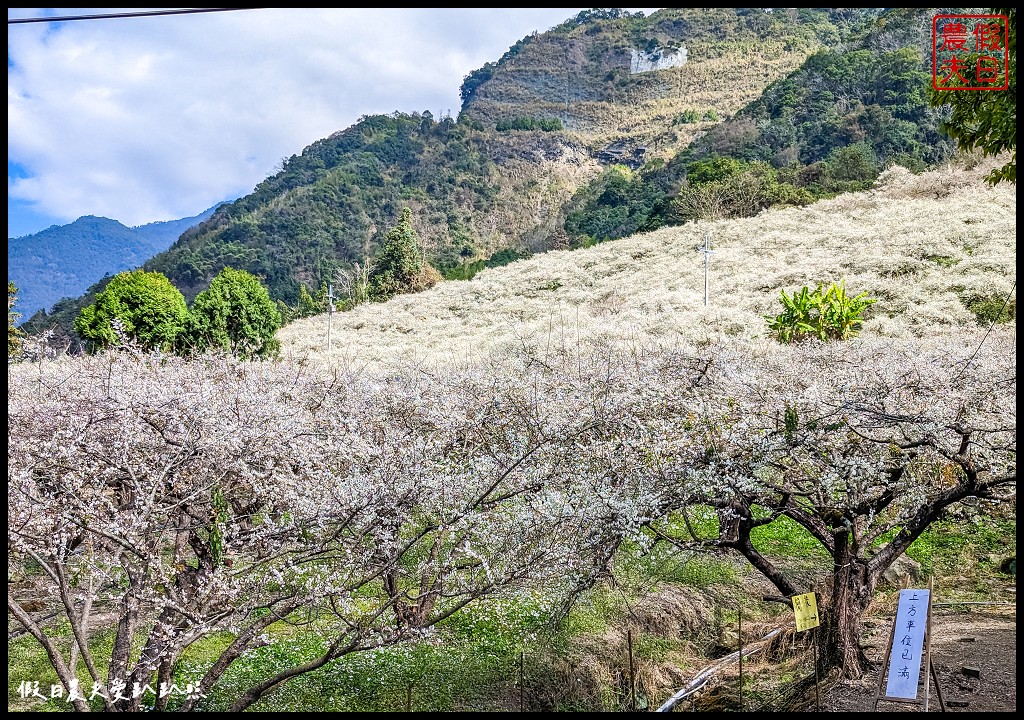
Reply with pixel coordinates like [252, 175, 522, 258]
[8, 8, 261, 25]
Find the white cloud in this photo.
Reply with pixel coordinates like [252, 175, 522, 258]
[8, 8, 654, 234]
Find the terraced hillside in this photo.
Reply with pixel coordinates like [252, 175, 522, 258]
[461, 7, 869, 155]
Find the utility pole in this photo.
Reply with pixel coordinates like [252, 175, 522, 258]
[698, 231, 715, 307]
[326, 283, 336, 352]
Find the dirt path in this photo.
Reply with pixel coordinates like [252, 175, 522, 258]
[820, 605, 1016, 713]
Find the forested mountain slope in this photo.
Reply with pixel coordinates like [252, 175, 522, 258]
[143, 9, 866, 302]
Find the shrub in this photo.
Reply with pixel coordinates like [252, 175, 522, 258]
[495, 117, 563, 132]
[824, 142, 879, 183]
[765, 280, 875, 343]
[293, 283, 330, 320]
[673, 161, 813, 222]
[444, 247, 528, 281]
[178, 266, 282, 359]
[74, 269, 187, 352]
[674, 109, 703, 124]
[685, 155, 744, 184]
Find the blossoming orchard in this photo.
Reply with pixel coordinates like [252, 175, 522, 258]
[8, 324, 1014, 710]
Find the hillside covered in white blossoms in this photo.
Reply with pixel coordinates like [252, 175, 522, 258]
[278, 157, 1016, 370]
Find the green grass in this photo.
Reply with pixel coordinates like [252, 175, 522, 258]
[443, 247, 528, 281]
[660, 555, 739, 588]
[634, 634, 685, 661]
[647, 506, 830, 561]
[904, 512, 1016, 580]
[8, 622, 137, 712]
[195, 510, 1014, 708]
[750, 514, 830, 558]
[175, 592, 564, 712]
[9, 632, 67, 712]
[9, 589, 609, 713]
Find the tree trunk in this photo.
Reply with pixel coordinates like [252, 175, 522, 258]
[68, 580, 93, 683]
[155, 659, 174, 712]
[817, 534, 875, 678]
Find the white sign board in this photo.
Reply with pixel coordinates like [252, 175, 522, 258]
[884, 588, 930, 699]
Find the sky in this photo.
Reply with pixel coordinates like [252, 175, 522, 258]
[8, 7, 659, 239]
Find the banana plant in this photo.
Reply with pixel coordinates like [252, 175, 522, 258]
[766, 280, 875, 343]
[820, 279, 876, 340]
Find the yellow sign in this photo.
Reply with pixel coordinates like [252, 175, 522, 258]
[793, 592, 819, 632]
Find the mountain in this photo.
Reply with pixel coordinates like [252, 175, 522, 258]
[137, 8, 869, 301]
[25, 7, 968, 343]
[9, 205, 220, 323]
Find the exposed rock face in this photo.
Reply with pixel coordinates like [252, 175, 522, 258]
[596, 140, 647, 169]
[630, 46, 688, 74]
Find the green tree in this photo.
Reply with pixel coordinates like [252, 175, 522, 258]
[685, 155, 745, 184]
[74, 269, 187, 352]
[368, 208, 435, 301]
[295, 282, 329, 319]
[178, 267, 282, 359]
[9, 281, 24, 360]
[825, 142, 878, 183]
[930, 7, 1016, 184]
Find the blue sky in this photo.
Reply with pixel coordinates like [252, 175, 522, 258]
[8, 8, 658, 239]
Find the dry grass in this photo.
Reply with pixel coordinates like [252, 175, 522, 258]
[527, 585, 725, 711]
[532, 571, 808, 712]
[450, 9, 845, 261]
[574, 42, 812, 148]
[278, 155, 1016, 370]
